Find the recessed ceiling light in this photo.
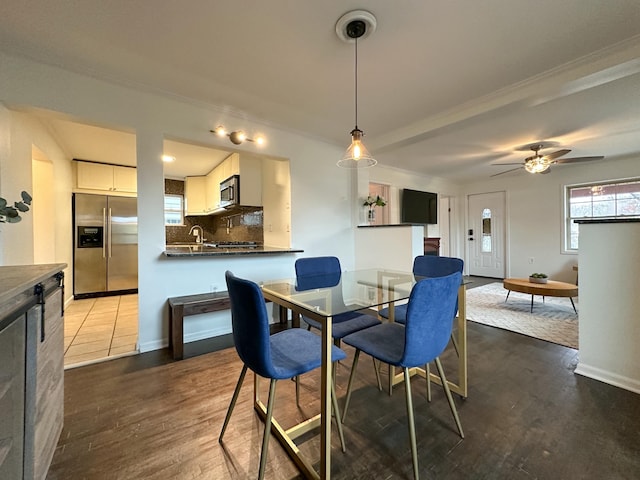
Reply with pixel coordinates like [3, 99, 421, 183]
[162, 155, 175, 162]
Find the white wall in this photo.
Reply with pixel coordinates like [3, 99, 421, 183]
[368, 164, 464, 256]
[460, 154, 640, 282]
[576, 221, 640, 393]
[0, 106, 73, 293]
[0, 52, 356, 352]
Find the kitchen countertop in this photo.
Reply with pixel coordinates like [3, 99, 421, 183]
[163, 245, 304, 257]
[0, 263, 67, 307]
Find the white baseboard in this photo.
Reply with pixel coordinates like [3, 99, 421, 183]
[575, 362, 640, 394]
[138, 325, 233, 354]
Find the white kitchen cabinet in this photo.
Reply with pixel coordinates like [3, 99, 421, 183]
[205, 167, 221, 212]
[76, 161, 137, 193]
[236, 155, 262, 206]
[112, 165, 137, 192]
[226, 152, 240, 179]
[184, 153, 261, 216]
[184, 176, 207, 215]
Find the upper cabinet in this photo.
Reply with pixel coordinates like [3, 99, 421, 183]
[205, 167, 221, 213]
[184, 176, 207, 215]
[184, 153, 262, 216]
[234, 155, 262, 207]
[75, 161, 137, 194]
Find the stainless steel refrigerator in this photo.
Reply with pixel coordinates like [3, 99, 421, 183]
[73, 193, 138, 298]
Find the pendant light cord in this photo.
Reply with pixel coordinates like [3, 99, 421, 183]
[354, 35, 358, 130]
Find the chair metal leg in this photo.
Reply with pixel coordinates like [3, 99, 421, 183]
[258, 379, 278, 480]
[424, 363, 431, 402]
[331, 379, 346, 453]
[404, 368, 420, 480]
[388, 364, 393, 397]
[373, 358, 382, 391]
[295, 376, 300, 407]
[342, 349, 361, 423]
[450, 331, 459, 357]
[219, 365, 248, 442]
[434, 357, 464, 438]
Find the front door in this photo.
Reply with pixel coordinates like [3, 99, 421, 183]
[467, 191, 505, 278]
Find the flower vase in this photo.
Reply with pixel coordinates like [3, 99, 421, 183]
[367, 208, 375, 224]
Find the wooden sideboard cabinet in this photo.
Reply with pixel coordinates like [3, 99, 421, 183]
[424, 237, 440, 255]
[0, 264, 66, 480]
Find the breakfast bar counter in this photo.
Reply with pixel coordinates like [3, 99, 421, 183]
[164, 245, 303, 257]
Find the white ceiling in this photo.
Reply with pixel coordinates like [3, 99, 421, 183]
[2, 0, 640, 182]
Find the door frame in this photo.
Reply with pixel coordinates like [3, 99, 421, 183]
[466, 191, 507, 278]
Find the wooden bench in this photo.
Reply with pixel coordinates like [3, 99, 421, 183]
[168, 291, 231, 360]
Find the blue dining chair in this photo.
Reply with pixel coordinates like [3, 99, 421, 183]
[378, 255, 464, 325]
[341, 272, 464, 480]
[295, 257, 382, 345]
[219, 271, 348, 480]
[295, 256, 384, 387]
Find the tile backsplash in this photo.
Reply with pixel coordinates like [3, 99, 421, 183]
[164, 179, 263, 244]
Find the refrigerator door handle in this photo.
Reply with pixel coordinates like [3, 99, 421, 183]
[102, 207, 107, 259]
[108, 207, 113, 258]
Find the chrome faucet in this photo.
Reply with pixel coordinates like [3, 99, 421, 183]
[189, 225, 204, 244]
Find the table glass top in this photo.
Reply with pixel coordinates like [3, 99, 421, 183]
[261, 268, 470, 318]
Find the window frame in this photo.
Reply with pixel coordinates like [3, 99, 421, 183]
[563, 177, 640, 252]
[164, 193, 185, 226]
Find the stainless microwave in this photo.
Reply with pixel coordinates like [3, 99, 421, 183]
[220, 175, 239, 208]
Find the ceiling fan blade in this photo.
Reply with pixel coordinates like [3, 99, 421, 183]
[491, 162, 525, 166]
[543, 149, 571, 161]
[490, 167, 523, 177]
[554, 155, 605, 164]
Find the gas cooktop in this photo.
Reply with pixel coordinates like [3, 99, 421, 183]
[216, 241, 259, 248]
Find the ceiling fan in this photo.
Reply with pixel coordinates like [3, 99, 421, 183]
[491, 143, 605, 177]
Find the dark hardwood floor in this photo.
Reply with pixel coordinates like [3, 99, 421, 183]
[47, 280, 640, 479]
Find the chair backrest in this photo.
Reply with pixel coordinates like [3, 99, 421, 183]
[295, 256, 342, 291]
[401, 271, 462, 367]
[413, 255, 464, 278]
[225, 271, 277, 379]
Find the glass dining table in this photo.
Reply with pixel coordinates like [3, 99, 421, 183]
[259, 268, 470, 480]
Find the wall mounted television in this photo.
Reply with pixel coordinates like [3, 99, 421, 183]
[401, 188, 438, 224]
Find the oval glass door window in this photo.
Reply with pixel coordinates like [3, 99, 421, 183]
[482, 208, 492, 253]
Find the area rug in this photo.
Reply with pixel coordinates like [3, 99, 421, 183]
[465, 282, 578, 349]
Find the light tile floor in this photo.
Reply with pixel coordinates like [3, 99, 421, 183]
[64, 294, 138, 367]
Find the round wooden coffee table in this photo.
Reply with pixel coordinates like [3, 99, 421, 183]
[503, 278, 578, 313]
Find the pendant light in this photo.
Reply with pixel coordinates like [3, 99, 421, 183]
[336, 11, 377, 168]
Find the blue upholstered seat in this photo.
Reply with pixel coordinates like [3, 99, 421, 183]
[295, 256, 381, 341]
[219, 271, 347, 480]
[378, 255, 463, 323]
[342, 272, 464, 480]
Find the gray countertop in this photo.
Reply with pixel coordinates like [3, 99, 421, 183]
[0, 263, 67, 307]
[163, 245, 303, 257]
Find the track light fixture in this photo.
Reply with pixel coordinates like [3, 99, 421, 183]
[210, 125, 265, 146]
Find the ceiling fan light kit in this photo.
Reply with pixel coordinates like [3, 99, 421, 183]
[491, 143, 605, 177]
[336, 10, 377, 169]
[524, 157, 551, 173]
